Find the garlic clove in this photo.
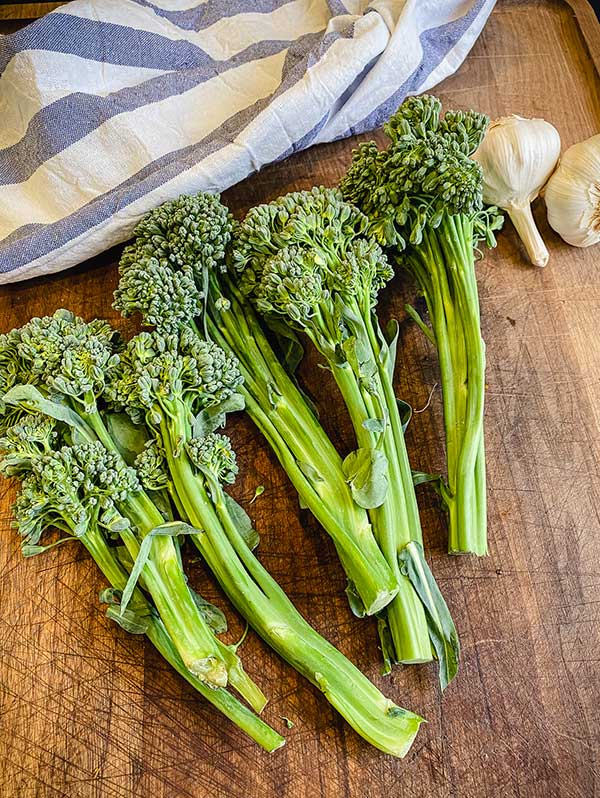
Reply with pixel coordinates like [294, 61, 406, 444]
[474, 114, 561, 266]
[545, 134, 600, 248]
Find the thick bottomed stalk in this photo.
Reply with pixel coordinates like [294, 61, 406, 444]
[160, 414, 423, 757]
[206, 286, 398, 615]
[417, 221, 488, 556]
[82, 525, 284, 752]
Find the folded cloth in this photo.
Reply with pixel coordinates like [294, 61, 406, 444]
[0, 0, 494, 284]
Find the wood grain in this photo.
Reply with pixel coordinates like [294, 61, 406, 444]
[0, 3, 66, 20]
[1, 1, 599, 796]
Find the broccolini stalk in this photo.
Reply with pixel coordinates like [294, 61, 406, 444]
[111, 331, 423, 757]
[113, 193, 398, 617]
[232, 188, 459, 685]
[0, 422, 283, 752]
[340, 95, 504, 556]
[0, 312, 264, 702]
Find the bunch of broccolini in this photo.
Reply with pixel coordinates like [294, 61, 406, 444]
[0, 93, 505, 758]
[107, 326, 423, 756]
[0, 310, 423, 758]
[114, 193, 399, 617]
[232, 187, 458, 686]
[0, 313, 282, 750]
[340, 95, 503, 555]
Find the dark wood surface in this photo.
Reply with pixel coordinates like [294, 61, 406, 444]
[1, 1, 599, 796]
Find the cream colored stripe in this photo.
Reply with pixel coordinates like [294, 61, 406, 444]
[59, 0, 330, 60]
[0, 49, 286, 237]
[0, 53, 171, 149]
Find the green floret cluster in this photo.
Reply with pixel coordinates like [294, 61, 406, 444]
[5, 309, 120, 412]
[134, 192, 235, 276]
[135, 439, 170, 492]
[234, 189, 394, 348]
[186, 433, 238, 485]
[340, 95, 494, 249]
[113, 193, 235, 336]
[107, 328, 242, 425]
[14, 442, 138, 545]
[0, 413, 58, 476]
[115, 247, 202, 333]
[232, 187, 377, 293]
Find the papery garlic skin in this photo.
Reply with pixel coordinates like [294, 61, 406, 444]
[545, 134, 600, 247]
[474, 115, 561, 266]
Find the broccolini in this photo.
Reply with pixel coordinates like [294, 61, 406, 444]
[340, 95, 503, 556]
[0, 310, 264, 705]
[109, 328, 424, 757]
[232, 187, 459, 686]
[114, 193, 398, 617]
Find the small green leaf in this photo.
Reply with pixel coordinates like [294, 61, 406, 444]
[106, 605, 149, 635]
[281, 717, 294, 729]
[342, 335, 376, 382]
[250, 485, 264, 504]
[266, 382, 281, 409]
[192, 393, 245, 438]
[405, 304, 436, 346]
[296, 460, 324, 484]
[399, 541, 460, 690]
[376, 615, 395, 676]
[120, 521, 199, 614]
[223, 493, 259, 550]
[189, 591, 228, 634]
[21, 536, 76, 557]
[100, 587, 152, 634]
[99, 587, 122, 606]
[362, 417, 385, 435]
[342, 447, 388, 509]
[2, 385, 93, 440]
[345, 580, 367, 618]
[397, 399, 413, 433]
[105, 413, 149, 465]
[268, 318, 305, 375]
[412, 470, 443, 491]
[380, 317, 399, 383]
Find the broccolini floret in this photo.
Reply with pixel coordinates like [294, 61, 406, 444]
[341, 94, 503, 557]
[107, 328, 242, 428]
[113, 191, 400, 620]
[186, 433, 238, 486]
[233, 186, 459, 687]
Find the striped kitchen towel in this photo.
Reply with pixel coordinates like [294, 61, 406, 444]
[0, 0, 495, 284]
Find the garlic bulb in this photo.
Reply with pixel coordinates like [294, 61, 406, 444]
[545, 134, 600, 247]
[474, 115, 561, 267]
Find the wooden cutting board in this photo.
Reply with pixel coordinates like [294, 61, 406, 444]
[1, 1, 599, 795]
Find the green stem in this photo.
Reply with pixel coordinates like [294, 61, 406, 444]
[406, 218, 487, 555]
[160, 408, 423, 757]
[82, 408, 266, 701]
[206, 287, 398, 615]
[80, 524, 284, 751]
[314, 356, 432, 665]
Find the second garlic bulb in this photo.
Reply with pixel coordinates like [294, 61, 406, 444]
[474, 115, 561, 267]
